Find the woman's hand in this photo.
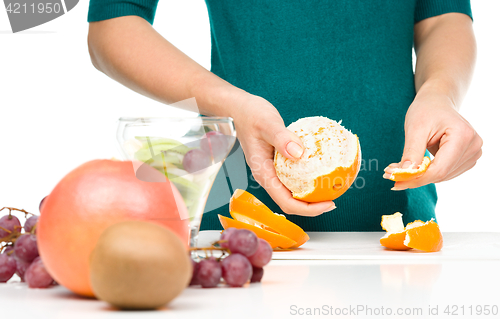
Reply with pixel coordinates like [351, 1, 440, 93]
[231, 94, 336, 216]
[383, 90, 483, 190]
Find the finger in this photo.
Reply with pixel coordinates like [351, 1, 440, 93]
[442, 148, 482, 182]
[251, 153, 336, 217]
[383, 163, 401, 177]
[392, 131, 467, 189]
[400, 125, 429, 169]
[266, 174, 336, 217]
[260, 122, 304, 160]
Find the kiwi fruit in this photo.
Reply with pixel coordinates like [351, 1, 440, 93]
[89, 221, 192, 310]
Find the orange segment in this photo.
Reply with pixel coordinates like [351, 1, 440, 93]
[404, 219, 443, 252]
[388, 157, 431, 182]
[229, 189, 309, 247]
[218, 215, 297, 249]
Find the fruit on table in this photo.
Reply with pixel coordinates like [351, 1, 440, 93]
[13, 234, 39, 263]
[197, 257, 222, 288]
[379, 212, 412, 251]
[0, 252, 17, 282]
[15, 257, 31, 281]
[404, 220, 443, 252]
[250, 267, 264, 283]
[37, 159, 189, 297]
[380, 212, 443, 252]
[274, 116, 361, 202]
[189, 259, 200, 286]
[25, 256, 54, 288]
[90, 221, 191, 310]
[220, 189, 309, 248]
[190, 228, 271, 288]
[0, 214, 21, 238]
[219, 227, 236, 248]
[247, 239, 273, 268]
[0, 208, 54, 286]
[227, 229, 258, 257]
[384, 156, 431, 182]
[221, 253, 252, 287]
[24, 215, 39, 233]
[219, 215, 297, 249]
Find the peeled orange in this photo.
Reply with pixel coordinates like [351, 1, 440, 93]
[219, 189, 309, 249]
[379, 212, 443, 252]
[274, 116, 361, 202]
[386, 157, 431, 182]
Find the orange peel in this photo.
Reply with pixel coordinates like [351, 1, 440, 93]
[229, 189, 309, 247]
[219, 189, 309, 248]
[379, 212, 443, 252]
[404, 219, 443, 252]
[387, 157, 431, 182]
[379, 212, 412, 250]
[218, 215, 297, 249]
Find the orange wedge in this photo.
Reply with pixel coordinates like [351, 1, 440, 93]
[388, 157, 431, 182]
[229, 189, 309, 247]
[379, 212, 443, 252]
[404, 219, 443, 252]
[218, 215, 297, 249]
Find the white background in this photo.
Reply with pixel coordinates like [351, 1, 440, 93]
[0, 1, 498, 231]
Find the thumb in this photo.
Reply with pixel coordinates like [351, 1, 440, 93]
[262, 123, 304, 160]
[400, 127, 428, 168]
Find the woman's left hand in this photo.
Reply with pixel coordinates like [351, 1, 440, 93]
[383, 91, 483, 190]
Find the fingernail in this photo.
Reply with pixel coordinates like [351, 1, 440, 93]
[391, 186, 407, 191]
[383, 173, 392, 179]
[402, 161, 412, 169]
[323, 203, 336, 212]
[287, 142, 303, 159]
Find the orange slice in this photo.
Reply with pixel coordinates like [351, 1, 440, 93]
[379, 212, 412, 251]
[388, 157, 431, 182]
[229, 189, 309, 247]
[379, 212, 443, 252]
[404, 219, 443, 252]
[274, 117, 361, 202]
[218, 215, 297, 249]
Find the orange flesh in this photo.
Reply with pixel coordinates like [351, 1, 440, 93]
[218, 215, 297, 249]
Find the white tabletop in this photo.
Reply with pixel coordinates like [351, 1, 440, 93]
[2, 232, 499, 319]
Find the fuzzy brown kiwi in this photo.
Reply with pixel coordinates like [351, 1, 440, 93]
[89, 221, 191, 310]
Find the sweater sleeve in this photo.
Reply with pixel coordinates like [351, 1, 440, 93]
[415, 0, 472, 23]
[88, 0, 160, 24]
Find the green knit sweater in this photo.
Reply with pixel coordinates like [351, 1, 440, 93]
[88, 0, 472, 231]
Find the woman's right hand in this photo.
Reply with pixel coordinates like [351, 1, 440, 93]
[230, 94, 337, 217]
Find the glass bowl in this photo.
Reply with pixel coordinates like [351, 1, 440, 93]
[116, 116, 236, 248]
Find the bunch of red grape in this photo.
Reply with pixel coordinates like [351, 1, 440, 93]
[189, 228, 272, 288]
[0, 203, 56, 288]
